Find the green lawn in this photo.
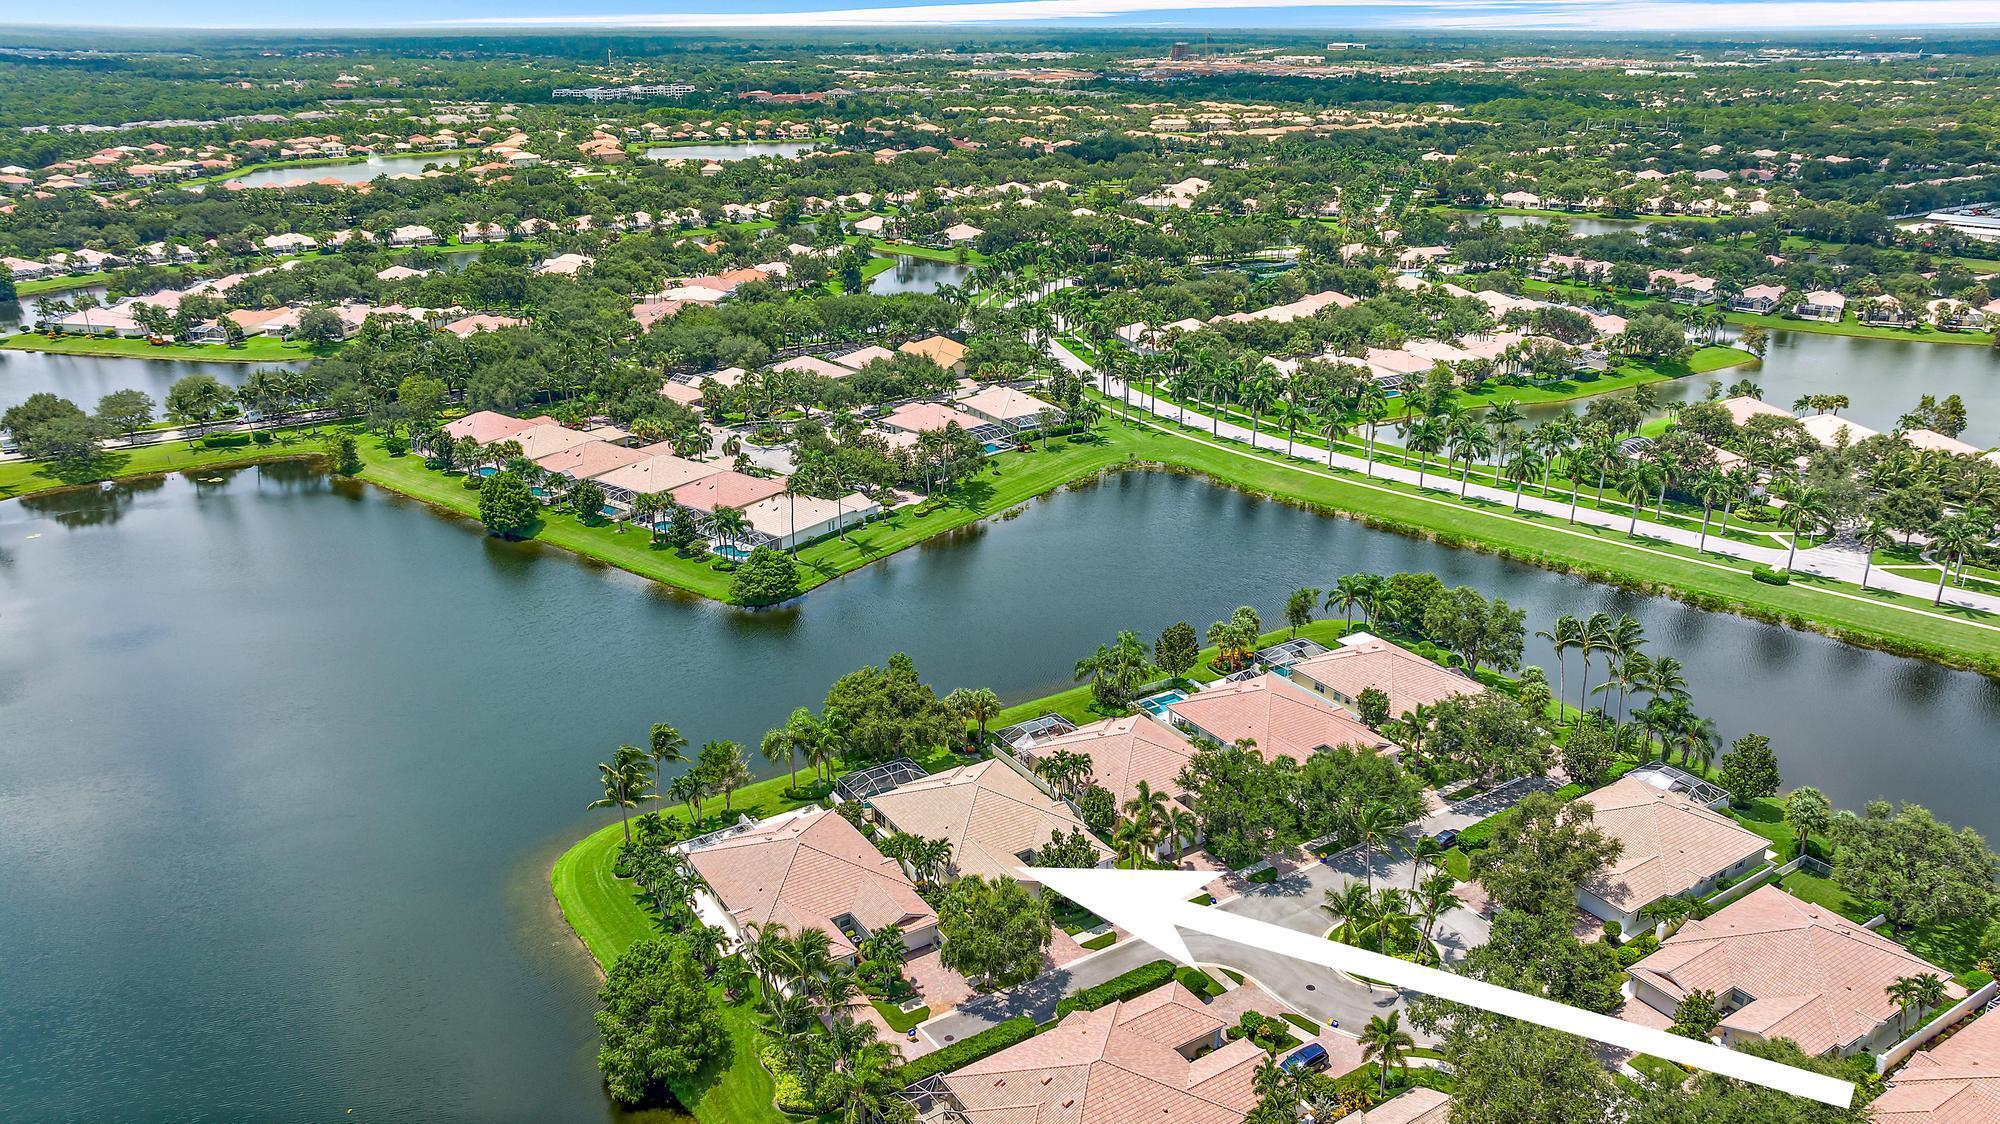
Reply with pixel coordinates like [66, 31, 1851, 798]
[1521, 279, 1996, 347]
[1446, 347, 1752, 410]
[872, 999, 930, 1033]
[14, 271, 112, 296]
[0, 427, 335, 501]
[3, 330, 335, 362]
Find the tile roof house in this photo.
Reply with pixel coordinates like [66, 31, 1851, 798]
[593, 454, 721, 507]
[1351, 1088, 1454, 1124]
[900, 334, 968, 370]
[1164, 673, 1399, 762]
[832, 344, 896, 370]
[1020, 715, 1201, 807]
[508, 423, 598, 462]
[1627, 885, 1960, 1057]
[533, 439, 650, 482]
[774, 355, 858, 380]
[440, 409, 543, 446]
[879, 401, 993, 436]
[739, 490, 879, 550]
[864, 760, 1111, 884]
[1576, 773, 1771, 931]
[958, 385, 1061, 430]
[1873, 1011, 2000, 1123]
[1288, 632, 1484, 721]
[1719, 396, 1795, 426]
[1799, 413, 1880, 448]
[938, 981, 1279, 1124]
[670, 470, 788, 515]
[684, 808, 937, 959]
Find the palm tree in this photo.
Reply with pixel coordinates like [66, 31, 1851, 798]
[1403, 835, 1443, 892]
[1537, 613, 1582, 725]
[1449, 416, 1495, 498]
[1359, 1011, 1415, 1096]
[1322, 882, 1380, 949]
[1351, 801, 1403, 894]
[708, 740, 752, 814]
[1124, 779, 1170, 837]
[1414, 871, 1458, 941]
[1930, 517, 1987, 604]
[1856, 517, 1895, 590]
[1690, 469, 1728, 553]
[649, 722, 689, 786]
[1488, 400, 1525, 467]
[1405, 416, 1447, 489]
[1616, 460, 1661, 536]
[829, 1039, 907, 1124]
[1165, 807, 1199, 857]
[945, 686, 1004, 744]
[709, 505, 749, 553]
[1327, 573, 1372, 629]
[1114, 815, 1156, 869]
[590, 746, 655, 843]
[1778, 487, 1830, 571]
[1358, 387, 1389, 477]
[1576, 612, 1614, 719]
[1321, 412, 1352, 468]
[1504, 446, 1542, 511]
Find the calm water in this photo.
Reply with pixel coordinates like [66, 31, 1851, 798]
[3, 464, 1999, 1120]
[221, 154, 462, 189]
[0, 349, 288, 413]
[2, 285, 112, 331]
[1452, 210, 1660, 238]
[867, 255, 973, 295]
[641, 141, 818, 162]
[1518, 328, 2000, 448]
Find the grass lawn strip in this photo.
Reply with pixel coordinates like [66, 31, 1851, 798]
[3, 331, 335, 362]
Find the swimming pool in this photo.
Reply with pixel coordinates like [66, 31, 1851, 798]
[1136, 689, 1186, 715]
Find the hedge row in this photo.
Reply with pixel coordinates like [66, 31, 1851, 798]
[1054, 959, 1175, 1019]
[898, 1016, 1036, 1085]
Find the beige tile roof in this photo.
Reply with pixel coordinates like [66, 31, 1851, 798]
[1166, 673, 1399, 761]
[774, 355, 857, 380]
[1352, 1088, 1453, 1124]
[1719, 395, 1794, 425]
[670, 470, 788, 513]
[958, 384, 1057, 424]
[1629, 885, 1958, 1056]
[1874, 1012, 2000, 1123]
[867, 760, 1110, 882]
[882, 401, 989, 434]
[1026, 715, 1200, 806]
[1289, 632, 1485, 719]
[533, 439, 650, 480]
[592, 453, 720, 497]
[1581, 774, 1770, 915]
[508, 423, 598, 462]
[942, 981, 1264, 1124]
[442, 410, 536, 445]
[685, 808, 935, 958]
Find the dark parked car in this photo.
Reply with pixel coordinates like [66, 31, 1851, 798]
[1431, 828, 1459, 849]
[1280, 1042, 1330, 1073]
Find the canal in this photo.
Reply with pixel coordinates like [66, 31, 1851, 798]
[2, 463, 1997, 1121]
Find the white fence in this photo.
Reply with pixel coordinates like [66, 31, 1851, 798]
[1876, 979, 2000, 1072]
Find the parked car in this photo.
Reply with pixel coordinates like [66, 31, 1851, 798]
[1280, 1042, 1330, 1073]
[1431, 828, 1459, 849]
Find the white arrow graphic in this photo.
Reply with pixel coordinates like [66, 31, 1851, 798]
[1032, 867, 1854, 1108]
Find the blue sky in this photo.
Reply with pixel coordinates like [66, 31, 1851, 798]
[11, 0, 2000, 31]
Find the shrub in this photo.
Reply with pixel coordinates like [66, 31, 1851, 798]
[761, 1046, 836, 1114]
[1054, 960, 1175, 1019]
[1738, 503, 1778, 523]
[1751, 565, 1790, 585]
[200, 433, 251, 449]
[251, 430, 274, 444]
[898, 1016, 1036, 1085]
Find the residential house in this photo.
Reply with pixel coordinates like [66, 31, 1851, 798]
[1903, 429, 1979, 457]
[1794, 291, 1847, 323]
[1287, 632, 1485, 720]
[941, 222, 984, 245]
[1649, 269, 1718, 305]
[957, 385, 1062, 432]
[261, 232, 319, 255]
[533, 253, 593, 277]
[440, 410, 548, 446]
[850, 214, 890, 236]
[593, 453, 721, 513]
[1859, 295, 1916, 328]
[864, 759, 1111, 884]
[388, 224, 439, 247]
[900, 334, 969, 371]
[831, 344, 896, 370]
[774, 355, 857, 380]
[1164, 673, 1399, 762]
[1719, 396, 1794, 426]
[1017, 714, 1201, 808]
[878, 401, 1005, 444]
[508, 423, 599, 463]
[1730, 284, 1787, 315]
[376, 264, 428, 282]
[937, 980, 1326, 1124]
[1872, 1010, 2000, 1123]
[670, 470, 788, 517]
[533, 440, 650, 485]
[1499, 189, 1542, 209]
[738, 490, 879, 550]
[440, 313, 527, 337]
[1576, 771, 1771, 933]
[682, 808, 938, 959]
[1351, 1088, 1454, 1124]
[1627, 885, 1961, 1057]
[1799, 413, 1880, 448]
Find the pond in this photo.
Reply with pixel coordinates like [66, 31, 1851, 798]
[2, 465, 1997, 1120]
[219, 154, 463, 190]
[1515, 327, 2000, 448]
[867, 254, 973, 295]
[1450, 210, 1662, 238]
[641, 141, 820, 162]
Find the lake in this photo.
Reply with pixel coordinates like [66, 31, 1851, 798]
[868, 254, 973, 295]
[1516, 327, 2000, 448]
[220, 154, 463, 190]
[0, 347, 288, 414]
[1451, 210, 1660, 238]
[3, 464, 1998, 1120]
[641, 141, 820, 162]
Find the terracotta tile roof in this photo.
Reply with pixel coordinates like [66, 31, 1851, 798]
[1874, 1013, 2000, 1123]
[881, 401, 988, 434]
[959, 384, 1058, 424]
[508, 423, 598, 462]
[670, 470, 787, 513]
[942, 981, 1264, 1124]
[1719, 396, 1793, 425]
[533, 440, 650, 480]
[867, 760, 1110, 882]
[1289, 632, 1485, 719]
[1166, 673, 1399, 761]
[1352, 1088, 1453, 1124]
[685, 808, 935, 958]
[594, 454, 722, 497]
[1582, 774, 1770, 915]
[1025, 715, 1199, 805]
[1629, 885, 1958, 1056]
[900, 334, 968, 367]
[441, 410, 535, 445]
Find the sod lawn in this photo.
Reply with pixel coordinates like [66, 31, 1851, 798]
[2, 330, 336, 362]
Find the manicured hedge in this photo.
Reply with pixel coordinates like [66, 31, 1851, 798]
[898, 1016, 1036, 1085]
[1752, 565, 1791, 585]
[1054, 959, 1175, 1019]
[1176, 966, 1226, 1000]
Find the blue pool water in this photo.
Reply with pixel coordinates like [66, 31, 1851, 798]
[1137, 689, 1186, 715]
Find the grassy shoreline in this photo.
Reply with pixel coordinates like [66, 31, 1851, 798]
[1520, 279, 1998, 347]
[3, 331, 334, 362]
